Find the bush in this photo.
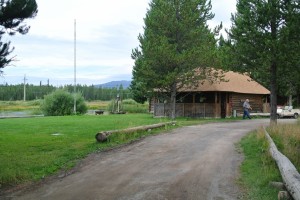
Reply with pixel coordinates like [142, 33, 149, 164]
[107, 99, 124, 113]
[27, 99, 42, 106]
[122, 99, 138, 105]
[75, 93, 88, 114]
[107, 99, 148, 113]
[41, 90, 87, 116]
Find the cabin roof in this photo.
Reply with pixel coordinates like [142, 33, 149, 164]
[180, 71, 270, 94]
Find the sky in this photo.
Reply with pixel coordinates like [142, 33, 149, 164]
[1, 0, 236, 86]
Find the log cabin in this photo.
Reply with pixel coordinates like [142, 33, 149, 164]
[150, 71, 270, 118]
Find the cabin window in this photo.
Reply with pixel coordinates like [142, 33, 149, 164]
[195, 92, 215, 103]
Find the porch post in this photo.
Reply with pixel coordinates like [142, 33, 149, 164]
[193, 93, 196, 116]
[215, 92, 218, 118]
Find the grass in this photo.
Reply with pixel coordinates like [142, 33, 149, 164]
[85, 100, 149, 113]
[0, 100, 41, 111]
[122, 99, 149, 113]
[86, 100, 109, 110]
[239, 130, 282, 199]
[107, 99, 149, 113]
[239, 121, 300, 199]
[267, 120, 300, 171]
[0, 100, 43, 116]
[0, 114, 172, 188]
[0, 100, 148, 114]
[0, 110, 237, 189]
[0, 100, 148, 116]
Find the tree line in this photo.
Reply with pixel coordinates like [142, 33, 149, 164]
[0, 84, 132, 101]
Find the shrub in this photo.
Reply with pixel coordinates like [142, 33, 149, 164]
[27, 99, 42, 106]
[122, 99, 137, 105]
[75, 92, 88, 114]
[41, 90, 87, 116]
[107, 99, 148, 113]
[107, 99, 124, 113]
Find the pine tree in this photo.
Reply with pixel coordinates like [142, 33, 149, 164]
[226, 0, 300, 124]
[0, 0, 38, 71]
[131, 0, 217, 119]
[277, 2, 300, 104]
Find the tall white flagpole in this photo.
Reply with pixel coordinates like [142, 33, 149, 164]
[74, 19, 77, 114]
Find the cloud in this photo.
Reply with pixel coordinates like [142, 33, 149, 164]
[3, 0, 236, 86]
[29, 0, 148, 41]
[208, 0, 237, 35]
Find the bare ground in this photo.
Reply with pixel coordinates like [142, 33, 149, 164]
[2, 119, 296, 200]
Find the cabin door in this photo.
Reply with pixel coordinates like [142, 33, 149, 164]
[220, 93, 227, 118]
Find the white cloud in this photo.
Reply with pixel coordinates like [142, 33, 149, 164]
[208, 0, 237, 36]
[28, 0, 148, 41]
[3, 0, 236, 86]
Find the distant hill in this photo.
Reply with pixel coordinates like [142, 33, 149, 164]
[95, 80, 131, 89]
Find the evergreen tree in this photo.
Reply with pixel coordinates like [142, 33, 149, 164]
[131, 0, 217, 119]
[277, 2, 300, 104]
[225, 0, 300, 124]
[0, 0, 38, 71]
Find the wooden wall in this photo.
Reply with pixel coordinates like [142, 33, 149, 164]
[230, 93, 267, 115]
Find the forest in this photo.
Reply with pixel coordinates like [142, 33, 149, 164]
[0, 84, 132, 101]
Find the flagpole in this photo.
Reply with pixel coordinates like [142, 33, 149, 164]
[74, 19, 77, 114]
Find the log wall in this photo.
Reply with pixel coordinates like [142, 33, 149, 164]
[230, 93, 267, 115]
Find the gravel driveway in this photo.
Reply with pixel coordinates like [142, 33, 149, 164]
[6, 119, 296, 200]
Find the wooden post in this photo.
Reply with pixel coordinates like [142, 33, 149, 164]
[192, 94, 195, 116]
[214, 92, 219, 118]
[264, 127, 300, 200]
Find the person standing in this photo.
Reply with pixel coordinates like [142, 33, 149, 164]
[243, 99, 252, 119]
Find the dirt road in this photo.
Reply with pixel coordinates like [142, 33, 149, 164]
[6, 119, 296, 200]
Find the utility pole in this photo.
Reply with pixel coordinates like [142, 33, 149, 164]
[23, 74, 27, 101]
[74, 19, 77, 114]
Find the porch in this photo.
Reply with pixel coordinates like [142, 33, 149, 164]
[152, 92, 269, 118]
[154, 103, 219, 118]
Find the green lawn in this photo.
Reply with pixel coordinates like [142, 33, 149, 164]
[0, 114, 171, 188]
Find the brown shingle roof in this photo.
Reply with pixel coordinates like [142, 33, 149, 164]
[180, 71, 270, 94]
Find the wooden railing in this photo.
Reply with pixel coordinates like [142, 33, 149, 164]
[154, 103, 216, 118]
